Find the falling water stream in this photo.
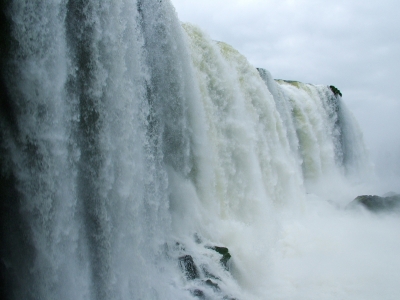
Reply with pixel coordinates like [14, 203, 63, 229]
[1, 1, 398, 300]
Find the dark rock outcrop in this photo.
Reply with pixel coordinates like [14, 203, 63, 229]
[349, 194, 400, 212]
[177, 244, 238, 299]
[206, 246, 231, 270]
[179, 255, 199, 280]
[190, 289, 205, 299]
[329, 85, 342, 97]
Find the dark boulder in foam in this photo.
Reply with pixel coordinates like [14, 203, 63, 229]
[349, 194, 400, 212]
[179, 255, 199, 280]
[205, 246, 231, 270]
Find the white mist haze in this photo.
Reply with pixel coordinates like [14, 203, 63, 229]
[267, 197, 400, 300]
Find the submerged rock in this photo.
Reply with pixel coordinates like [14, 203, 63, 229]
[194, 233, 202, 244]
[190, 289, 205, 299]
[179, 255, 199, 280]
[204, 279, 220, 291]
[349, 194, 400, 212]
[201, 265, 220, 280]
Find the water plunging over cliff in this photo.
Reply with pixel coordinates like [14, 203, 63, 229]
[1, 1, 382, 300]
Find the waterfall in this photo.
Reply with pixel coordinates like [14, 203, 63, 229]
[0, 1, 372, 300]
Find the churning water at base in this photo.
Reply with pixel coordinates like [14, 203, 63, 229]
[0, 1, 397, 299]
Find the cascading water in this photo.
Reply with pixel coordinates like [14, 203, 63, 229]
[1, 1, 387, 300]
[1, 1, 186, 299]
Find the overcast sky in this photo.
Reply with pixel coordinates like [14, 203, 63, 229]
[170, 0, 400, 184]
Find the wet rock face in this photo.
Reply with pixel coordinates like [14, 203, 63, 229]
[179, 255, 199, 280]
[190, 289, 205, 299]
[350, 194, 400, 212]
[176, 240, 238, 299]
[206, 246, 231, 270]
